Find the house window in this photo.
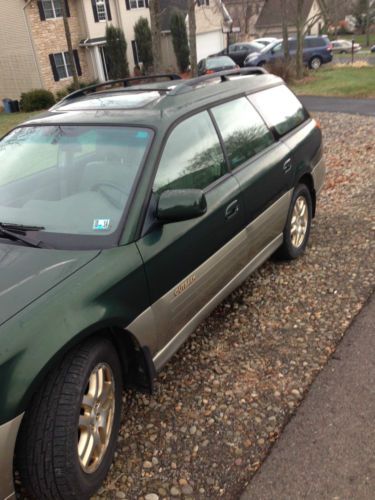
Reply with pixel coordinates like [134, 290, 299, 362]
[130, 0, 145, 9]
[96, 0, 108, 21]
[42, 0, 63, 19]
[53, 52, 73, 79]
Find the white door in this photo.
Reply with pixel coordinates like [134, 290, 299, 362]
[196, 30, 224, 61]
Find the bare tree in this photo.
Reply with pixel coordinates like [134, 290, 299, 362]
[61, 0, 79, 89]
[280, 0, 290, 64]
[149, 0, 162, 73]
[188, 0, 198, 77]
[295, 0, 304, 79]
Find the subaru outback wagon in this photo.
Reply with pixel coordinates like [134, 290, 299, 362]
[0, 69, 325, 500]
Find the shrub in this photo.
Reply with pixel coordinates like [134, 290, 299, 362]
[20, 89, 55, 111]
[55, 80, 99, 102]
[265, 58, 309, 83]
[105, 25, 129, 79]
[170, 10, 190, 73]
[134, 17, 153, 72]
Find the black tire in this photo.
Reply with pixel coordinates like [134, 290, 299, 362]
[276, 184, 312, 260]
[16, 338, 123, 500]
[309, 56, 322, 69]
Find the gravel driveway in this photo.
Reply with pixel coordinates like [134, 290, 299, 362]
[15, 113, 374, 500]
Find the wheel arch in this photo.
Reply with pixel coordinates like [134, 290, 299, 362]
[296, 173, 316, 217]
[18, 322, 156, 422]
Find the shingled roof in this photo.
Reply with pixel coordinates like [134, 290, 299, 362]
[256, 0, 316, 28]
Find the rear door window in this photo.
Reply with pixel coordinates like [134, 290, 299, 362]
[250, 85, 309, 137]
[153, 111, 227, 193]
[211, 97, 274, 169]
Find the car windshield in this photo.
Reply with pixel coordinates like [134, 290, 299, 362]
[0, 125, 153, 241]
[261, 40, 282, 53]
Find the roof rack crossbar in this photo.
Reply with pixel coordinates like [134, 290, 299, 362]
[169, 67, 268, 96]
[60, 73, 182, 102]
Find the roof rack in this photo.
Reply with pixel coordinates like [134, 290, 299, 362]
[60, 73, 182, 102]
[168, 67, 268, 96]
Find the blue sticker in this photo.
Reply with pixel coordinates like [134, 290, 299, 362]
[93, 219, 111, 231]
[136, 131, 149, 139]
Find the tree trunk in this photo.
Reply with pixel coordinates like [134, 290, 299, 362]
[280, 0, 290, 65]
[149, 0, 162, 73]
[365, 0, 370, 47]
[61, 0, 79, 89]
[296, 0, 304, 80]
[188, 0, 198, 77]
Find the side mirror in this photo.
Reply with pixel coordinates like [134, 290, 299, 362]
[157, 189, 207, 223]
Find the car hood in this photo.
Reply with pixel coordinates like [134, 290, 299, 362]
[0, 242, 100, 326]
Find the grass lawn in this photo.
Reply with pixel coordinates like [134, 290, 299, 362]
[335, 33, 375, 48]
[0, 111, 41, 137]
[292, 65, 375, 98]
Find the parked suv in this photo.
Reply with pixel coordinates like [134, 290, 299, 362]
[245, 35, 333, 69]
[0, 69, 325, 500]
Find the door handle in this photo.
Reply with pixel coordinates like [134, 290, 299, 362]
[225, 199, 239, 219]
[283, 158, 292, 173]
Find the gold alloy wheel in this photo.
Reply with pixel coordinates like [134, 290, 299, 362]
[290, 195, 308, 248]
[78, 363, 115, 473]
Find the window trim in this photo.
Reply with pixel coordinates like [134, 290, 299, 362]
[42, 0, 63, 19]
[53, 51, 73, 80]
[129, 0, 146, 9]
[96, 0, 108, 22]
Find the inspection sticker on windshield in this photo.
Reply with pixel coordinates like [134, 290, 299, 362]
[93, 219, 111, 231]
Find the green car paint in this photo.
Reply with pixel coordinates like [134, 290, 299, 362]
[0, 71, 324, 499]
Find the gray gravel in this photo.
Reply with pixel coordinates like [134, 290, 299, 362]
[15, 112, 375, 500]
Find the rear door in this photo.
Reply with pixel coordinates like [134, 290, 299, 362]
[210, 95, 293, 258]
[136, 111, 246, 354]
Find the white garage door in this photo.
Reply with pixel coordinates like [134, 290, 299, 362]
[196, 30, 224, 61]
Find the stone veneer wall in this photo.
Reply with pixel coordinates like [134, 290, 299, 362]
[26, 0, 93, 95]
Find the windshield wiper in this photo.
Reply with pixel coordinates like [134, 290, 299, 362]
[0, 222, 46, 248]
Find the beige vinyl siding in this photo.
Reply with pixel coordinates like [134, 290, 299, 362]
[0, 0, 42, 101]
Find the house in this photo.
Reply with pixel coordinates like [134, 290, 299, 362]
[255, 0, 324, 38]
[160, 0, 231, 66]
[225, 0, 324, 41]
[1, 0, 89, 100]
[0, 0, 150, 101]
[224, 0, 265, 39]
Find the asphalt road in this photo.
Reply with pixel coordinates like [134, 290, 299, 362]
[241, 292, 375, 500]
[300, 95, 375, 116]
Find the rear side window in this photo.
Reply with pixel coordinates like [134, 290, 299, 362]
[250, 85, 308, 137]
[153, 111, 226, 193]
[305, 37, 325, 48]
[211, 97, 274, 169]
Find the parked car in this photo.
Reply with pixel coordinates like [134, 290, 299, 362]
[198, 56, 238, 75]
[212, 41, 265, 66]
[245, 35, 333, 69]
[253, 37, 278, 47]
[0, 69, 325, 500]
[371, 44, 375, 53]
[331, 39, 362, 53]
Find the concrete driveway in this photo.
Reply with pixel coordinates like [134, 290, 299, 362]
[300, 96, 375, 116]
[241, 293, 375, 500]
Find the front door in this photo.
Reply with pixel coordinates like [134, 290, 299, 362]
[136, 111, 246, 353]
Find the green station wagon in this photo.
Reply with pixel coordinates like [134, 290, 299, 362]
[0, 69, 325, 499]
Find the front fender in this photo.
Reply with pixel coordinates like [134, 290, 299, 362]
[0, 243, 149, 424]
